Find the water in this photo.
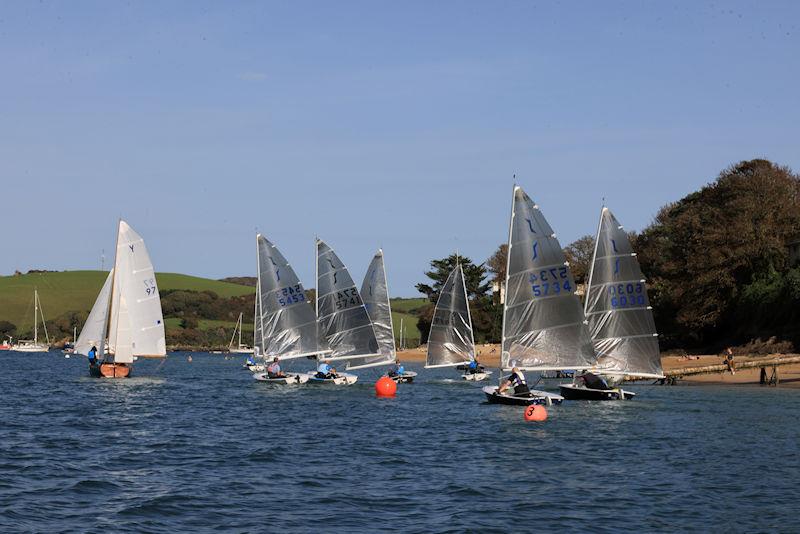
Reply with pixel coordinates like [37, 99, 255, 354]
[1, 352, 798, 533]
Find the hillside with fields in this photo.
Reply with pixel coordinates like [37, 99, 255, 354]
[0, 271, 424, 350]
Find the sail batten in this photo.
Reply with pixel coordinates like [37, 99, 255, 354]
[255, 235, 330, 358]
[425, 264, 476, 368]
[316, 239, 380, 360]
[584, 207, 663, 377]
[500, 186, 596, 371]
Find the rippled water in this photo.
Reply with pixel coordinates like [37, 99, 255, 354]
[1, 352, 798, 532]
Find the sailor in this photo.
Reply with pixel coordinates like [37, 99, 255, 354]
[466, 357, 483, 374]
[316, 359, 337, 379]
[87, 345, 98, 366]
[497, 367, 530, 396]
[580, 372, 610, 390]
[267, 357, 286, 379]
[388, 359, 405, 377]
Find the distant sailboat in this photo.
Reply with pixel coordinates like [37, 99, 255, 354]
[559, 207, 663, 400]
[75, 220, 167, 378]
[251, 234, 331, 384]
[9, 289, 50, 352]
[309, 238, 379, 385]
[484, 185, 596, 405]
[425, 263, 490, 381]
[227, 312, 252, 354]
[358, 249, 416, 382]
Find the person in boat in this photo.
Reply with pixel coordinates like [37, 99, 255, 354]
[465, 357, 484, 374]
[87, 345, 98, 366]
[388, 359, 405, 377]
[580, 372, 610, 390]
[316, 359, 338, 379]
[497, 367, 531, 396]
[267, 357, 286, 379]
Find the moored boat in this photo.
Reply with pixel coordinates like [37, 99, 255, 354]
[9, 289, 50, 353]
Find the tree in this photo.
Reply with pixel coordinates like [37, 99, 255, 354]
[637, 159, 800, 347]
[0, 321, 16, 339]
[487, 244, 507, 283]
[563, 235, 595, 285]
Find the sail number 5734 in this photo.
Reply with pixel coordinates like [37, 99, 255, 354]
[529, 267, 572, 297]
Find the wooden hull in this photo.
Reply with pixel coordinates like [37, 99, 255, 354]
[558, 384, 635, 400]
[94, 362, 132, 378]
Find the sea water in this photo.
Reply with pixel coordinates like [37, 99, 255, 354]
[1, 352, 798, 532]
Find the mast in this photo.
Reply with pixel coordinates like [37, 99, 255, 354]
[238, 312, 243, 348]
[500, 183, 516, 368]
[399, 317, 404, 350]
[583, 205, 605, 315]
[255, 234, 263, 355]
[460, 264, 476, 359]
[105, 219, 122, 361]
[33, 289, 38, 345]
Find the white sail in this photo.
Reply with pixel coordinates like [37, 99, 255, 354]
[74, 269, 113, 357]
[316, 239, 380, 361]
[584, 207, 663, 378]
[256, 235, 330, 359]
[349, 249, 396, 370]
[501, 186, 596, 371]
[108, 220, 166, 362]
[425, 264, 476, 368]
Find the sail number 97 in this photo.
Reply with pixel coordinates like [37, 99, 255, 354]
[143, 278, 158, 296]
[608, 283, 645, 308]
[529, 267, 572, 297]
[278, 285, 305, 307]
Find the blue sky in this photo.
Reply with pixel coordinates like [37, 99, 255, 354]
[1, 1, 798, 296]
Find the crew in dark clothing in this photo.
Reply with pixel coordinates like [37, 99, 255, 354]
[498, 367, 530, 396]
[580, 372, 610, 390]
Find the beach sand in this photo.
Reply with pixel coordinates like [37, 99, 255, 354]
[396, 345, 800, 388]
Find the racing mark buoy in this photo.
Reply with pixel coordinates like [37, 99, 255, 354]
[375, 376, 397, 397]
[524, 404, 547, 422]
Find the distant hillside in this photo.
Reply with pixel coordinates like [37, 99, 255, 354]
[0, 271, 253, 330]
[219, 276, 257, 287]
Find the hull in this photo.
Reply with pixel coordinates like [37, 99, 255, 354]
[229, 348, 253, 354]
[246, 364, 266, 373]
[462, 371, 492, 381]
[306, 372, 358, 385]
[9, 344, 49, 353]
[98, 363, 131, 378]
[389, 371, 417, 383]
[482, 386, 564, 406]
[253, 372, 310, 385]
[559, 384, 635, 400]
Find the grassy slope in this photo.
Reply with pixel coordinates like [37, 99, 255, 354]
[0, 271, 252, 328]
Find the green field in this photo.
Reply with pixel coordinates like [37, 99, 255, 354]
[0, 271, 253, 328]
[390, 297, 428, 314]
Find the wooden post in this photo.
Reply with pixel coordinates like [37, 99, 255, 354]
[760, 367, 767, 385]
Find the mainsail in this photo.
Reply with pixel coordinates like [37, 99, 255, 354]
[108, 220, 167, 362]
[316, 239, 380, 361]
[349, 249, 396, 370]
[425, 264, 476, 368]
[74, 269, 113, 357]
[255, 234, 330, 359]
[584, 207, 662, 377]
[501, 186, 596, 371]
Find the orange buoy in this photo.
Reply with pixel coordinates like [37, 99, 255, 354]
[375, 376, 397, 397]
[524, 404, 548, 422]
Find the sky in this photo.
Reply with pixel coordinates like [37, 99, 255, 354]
[0, 1, 798, 296]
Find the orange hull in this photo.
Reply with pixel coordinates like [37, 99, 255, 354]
[99, 363, 131, 378]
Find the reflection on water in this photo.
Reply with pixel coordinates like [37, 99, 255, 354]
[1, 351, 799, 532]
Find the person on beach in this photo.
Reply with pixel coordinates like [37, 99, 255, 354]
[388, 359, 405, 377]
[498, 367, 530, 396]
[316, 359, 338, 379]
[724, 348, 736, 375]
[267, 357, 286, 379]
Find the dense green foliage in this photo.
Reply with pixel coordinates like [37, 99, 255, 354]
[635, 159, 800, 349]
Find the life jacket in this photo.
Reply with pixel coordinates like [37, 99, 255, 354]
[267, 362, 280, 374]
[317, 362, 331, 374]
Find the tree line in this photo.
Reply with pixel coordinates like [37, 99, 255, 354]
[414, 159, 800, 353]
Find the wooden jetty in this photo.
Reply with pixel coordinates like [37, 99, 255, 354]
[662, 354, 800, 385]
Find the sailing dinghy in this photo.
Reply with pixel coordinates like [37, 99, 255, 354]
[358, 249, 416, 383]
[251, 235, 331, 385]
[559, 207, 663, 400]
[75, 220, 167, 378]
[424, 263, 490, 381]
[484, 186, 596, 406]
[308, 239, 381, 385]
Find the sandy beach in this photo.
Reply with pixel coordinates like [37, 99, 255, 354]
[396, 345, 800, 388]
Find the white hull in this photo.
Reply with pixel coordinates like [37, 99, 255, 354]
[306, 372, 358, 385]
[253, 372, 310, 385]
[389, 371, 417, 383]
[229, 348, 253, 354]
[9, 344, 49, 353]
[462, 371, 492, 381]
[246, 364, 266, 373]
